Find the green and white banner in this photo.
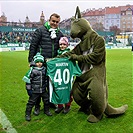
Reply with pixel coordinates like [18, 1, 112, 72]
[0, 26, 36, 32]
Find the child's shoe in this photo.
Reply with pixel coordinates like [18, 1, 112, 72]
[55, 107, 64, 114]
[25, 115, 31, 121]
[63, 106, 71, 114]
[33, 107, 40, 116]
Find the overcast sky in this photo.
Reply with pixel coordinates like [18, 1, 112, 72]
[0, 0, 132, 22]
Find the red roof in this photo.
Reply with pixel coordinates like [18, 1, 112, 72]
[83, 8, 105, 16]
[120, 4, 133, 11]
[82, 5, 133, 16]
[105, 6, 121, 14]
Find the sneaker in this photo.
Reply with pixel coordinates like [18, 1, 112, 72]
[44, 111, 52, 116]
[33, 107, 40, 116]
[55, 107, 64, 114]
[63, 106, 71, 114]
[25, 115, 31, 121]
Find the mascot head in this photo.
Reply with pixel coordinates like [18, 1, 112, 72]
[70, 6, 93, 39]
[70, 6, 97, 50]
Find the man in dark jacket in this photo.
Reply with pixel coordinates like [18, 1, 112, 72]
[28, 13, 64, 115]
[28, 13, 63, 61]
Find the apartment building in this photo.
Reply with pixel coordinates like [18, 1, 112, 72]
[82, 8, 105, 28]
[105, 6, 121, 30]
[82, 4, 133, 32]
[120, 5, 133, 32]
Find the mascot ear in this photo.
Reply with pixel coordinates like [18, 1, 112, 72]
[75, 6, 81, 19]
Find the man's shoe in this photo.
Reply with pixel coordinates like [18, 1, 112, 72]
[44, 111, 52, 116]
[25, 115, 31, 121]
[33, 107, 40, 116]
[55, 107, 64, 114]
[63, 106, 71, 114]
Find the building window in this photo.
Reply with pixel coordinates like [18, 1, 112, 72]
[117, 14, 119, 18]
[122, 12, 125, 15]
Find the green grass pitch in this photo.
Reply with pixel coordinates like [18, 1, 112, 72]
[0, 49, 132, 133]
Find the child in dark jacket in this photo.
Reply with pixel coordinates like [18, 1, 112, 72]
[25, 62, 41, 116]
[25, 53, 52, 121]
[54, 37, 73, 114]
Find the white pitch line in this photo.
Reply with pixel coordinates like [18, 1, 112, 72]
[0, 109, 17, 133]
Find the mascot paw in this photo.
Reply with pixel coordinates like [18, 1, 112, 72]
[105, 104, 128, 117]
[87, 114, 103, 123]
[118, 104, 128, 115]
[69, 54, 78, 61]
[122, 104, 128, 112]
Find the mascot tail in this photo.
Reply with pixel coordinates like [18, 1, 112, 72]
[104, 103, 128, 117]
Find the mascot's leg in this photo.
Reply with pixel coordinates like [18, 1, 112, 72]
[104, 103, 128, 117]
[87, 79, 107, 123]
[78, 98, 91, 115]
[72, 81, 91, 115]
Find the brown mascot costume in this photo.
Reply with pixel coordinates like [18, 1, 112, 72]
[60, 6, 128, 123]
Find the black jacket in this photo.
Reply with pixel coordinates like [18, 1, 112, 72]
[30, 66, 47, 93]
[28, 26, 63, 62]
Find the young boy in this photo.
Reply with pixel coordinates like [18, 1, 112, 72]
[55, 37, 73, 114]
[24, 64, 41, 116]
[24, 53, 52, 121]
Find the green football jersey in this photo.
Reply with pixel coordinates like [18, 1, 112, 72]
[47, 57, 81, 104]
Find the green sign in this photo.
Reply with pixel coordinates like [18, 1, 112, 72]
[0, 42, 30, 47]
[12, 27, 36, 32]
[0, 26, 36, 32]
